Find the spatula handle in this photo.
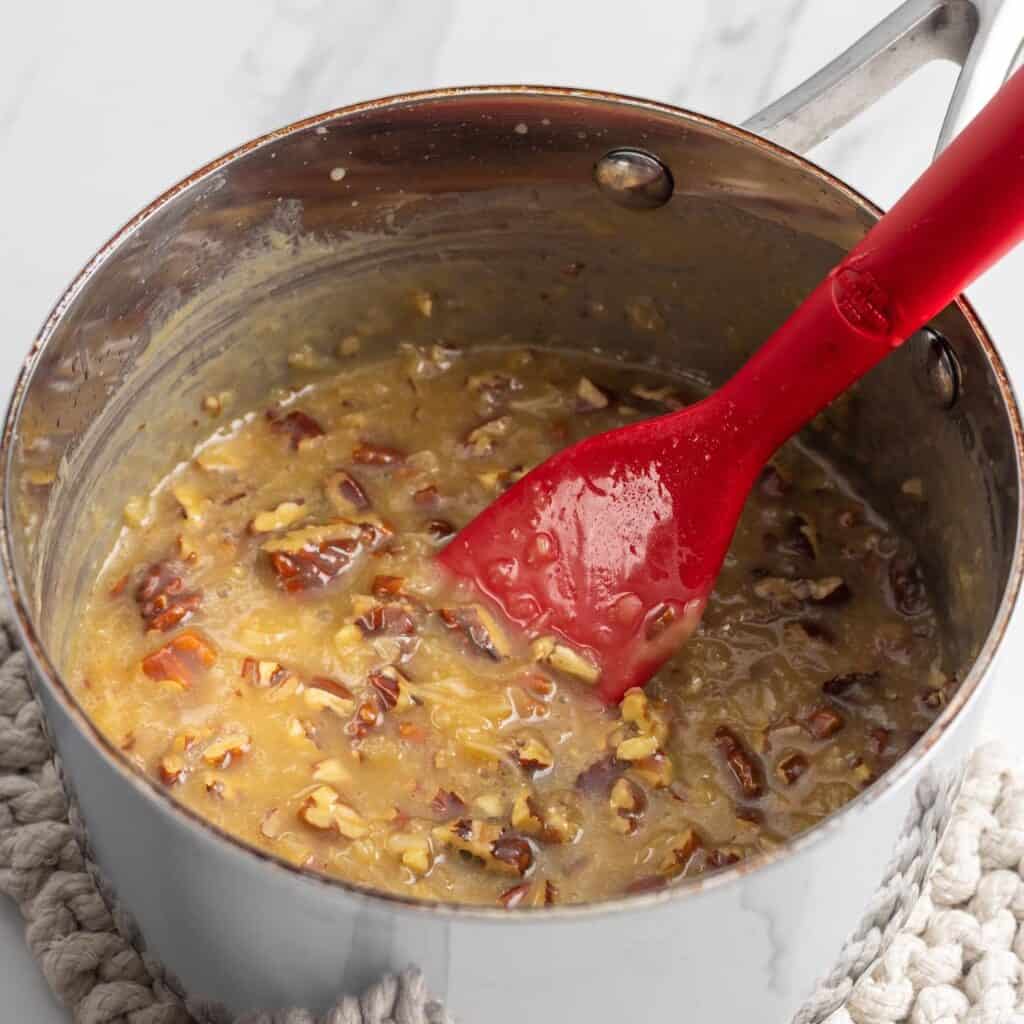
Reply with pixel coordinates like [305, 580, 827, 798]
[718, 63, 1024, 466]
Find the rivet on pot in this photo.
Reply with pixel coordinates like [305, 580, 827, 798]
[914, 328, 960, 410]
[594, 149, 673, 209]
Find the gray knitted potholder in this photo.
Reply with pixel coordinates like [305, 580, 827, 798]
[2, 603, 1022, 1024]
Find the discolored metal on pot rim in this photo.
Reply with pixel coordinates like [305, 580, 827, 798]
[2, 84, 1022, 925]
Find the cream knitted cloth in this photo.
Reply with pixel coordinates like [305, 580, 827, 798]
[1, 603, 1021, 1023]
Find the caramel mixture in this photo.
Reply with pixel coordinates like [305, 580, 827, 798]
[68, 343, 948, 907]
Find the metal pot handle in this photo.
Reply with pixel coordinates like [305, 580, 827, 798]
[744, 0, 1024, 156]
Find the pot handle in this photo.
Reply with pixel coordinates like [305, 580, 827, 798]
[743, 0, 1024, 156]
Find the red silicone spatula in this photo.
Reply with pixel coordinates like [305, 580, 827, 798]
[440, 66, 1024, 704]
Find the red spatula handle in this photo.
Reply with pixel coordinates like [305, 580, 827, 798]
[719, 64, 1024, 468]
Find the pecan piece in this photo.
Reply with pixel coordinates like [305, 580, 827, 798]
[531, 635, 600, 683]
[805, 705, 846, 740]
[609, 777, 647, 834]
[490, 835, 535, 876]
[706, 848, 743, 870]
[352, 441, 404, 466]
[431, 788, 468, 819]
[576, 376, 609, 411]
[822, 671, 881, 699]
[141, 630, 216, 688]
[413, 485, 440, 508]
[575, 755, 623, 798]
[714, 726, 764, 799]
[308, 675, 355, 702]
[888, 555, 929, 617]
[464, 416, 512, 456]
[660, 828, 703, 876]
[325, 469, 370, 514]
[513, 735, 554, 773]
[439, 605, 510, 660]
[775, 751, 809, 786]
[263, 520, 386, 593]
[425, 518, 456, 541]
[267, 409, 325, 449]
[368, 666, 413, 710]
[135, 561, 201, 633]
[356, 604, 418, 637]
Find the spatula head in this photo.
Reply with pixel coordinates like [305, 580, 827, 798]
[438, 396, 756, 702]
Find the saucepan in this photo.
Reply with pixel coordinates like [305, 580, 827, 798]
[4, 1, 1024, 1020]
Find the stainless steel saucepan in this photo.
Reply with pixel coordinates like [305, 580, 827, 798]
[4, 2, 1023, 1021]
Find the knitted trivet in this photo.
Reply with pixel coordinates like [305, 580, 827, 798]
[1, 602, 1021, 1024]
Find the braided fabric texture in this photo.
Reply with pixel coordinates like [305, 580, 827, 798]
[2, 601, 1022, 1024]
[825, 744, 1024, 1024]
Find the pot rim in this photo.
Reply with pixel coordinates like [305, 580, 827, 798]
[3, 83, 1022, 924]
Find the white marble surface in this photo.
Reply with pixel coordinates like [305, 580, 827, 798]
[2, 1, 1022, 1019]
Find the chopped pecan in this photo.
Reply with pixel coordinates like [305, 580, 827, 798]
[425, 518, 456, 541]
[575, 755, 623, 798]
[609, 777, 647, 834]
[513, 735, 554, 773]
[868, 727, 891, 757]
[267, 409, 325, 449]
[616, 735, 659, 762]
[888, 556, 929, 617]
[308, 675, 355, 701]
[356, 604, 418, 637]
[135, 561, 201, 633]
[141, 630, 216, 688]
[576, 377, 609, 411]
[714, 726, 764, 799]
[805, 705, 846, 740]
[304, 686, 356, 717]
[660, 829, 703, 876]
[754, 575, 850, 606]
[630, 752, 674, 788]
[706, 848, 743, 870]
[784, 619, 835, 646]
[368, 666, 413, 711]
[822, 671, 881, 698]
[498, 879, 557, 908]
[464, 416, 512, 456]
[352, 441, 404, 466]
[413, 485, 440, 508]
[775, 752, 809, 786]
[439, 605, 509, 660]
[203, 732, 251, 768]
[386, 832, 432, 875]
[250, 500, 306, 534]
[241, 658, 292, 687]
[348, 696, 384, 739]
[325, 469, 370, 514]
[263, 520, 389, 592]
[499, 883, 531, 909]
[299, 786, 368, 839]
[159, 754, 186, 785]
[490, 835, 535, 876]
[531, 636, 600, 684]
[431, 788, 468, 819]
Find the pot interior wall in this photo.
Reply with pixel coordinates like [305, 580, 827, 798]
[7, 92, 1017, 724]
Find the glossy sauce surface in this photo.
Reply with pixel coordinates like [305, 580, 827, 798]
[68, 343, 948, 906]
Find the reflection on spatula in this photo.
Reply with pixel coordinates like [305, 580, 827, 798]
[441, 66, 1024, 702]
